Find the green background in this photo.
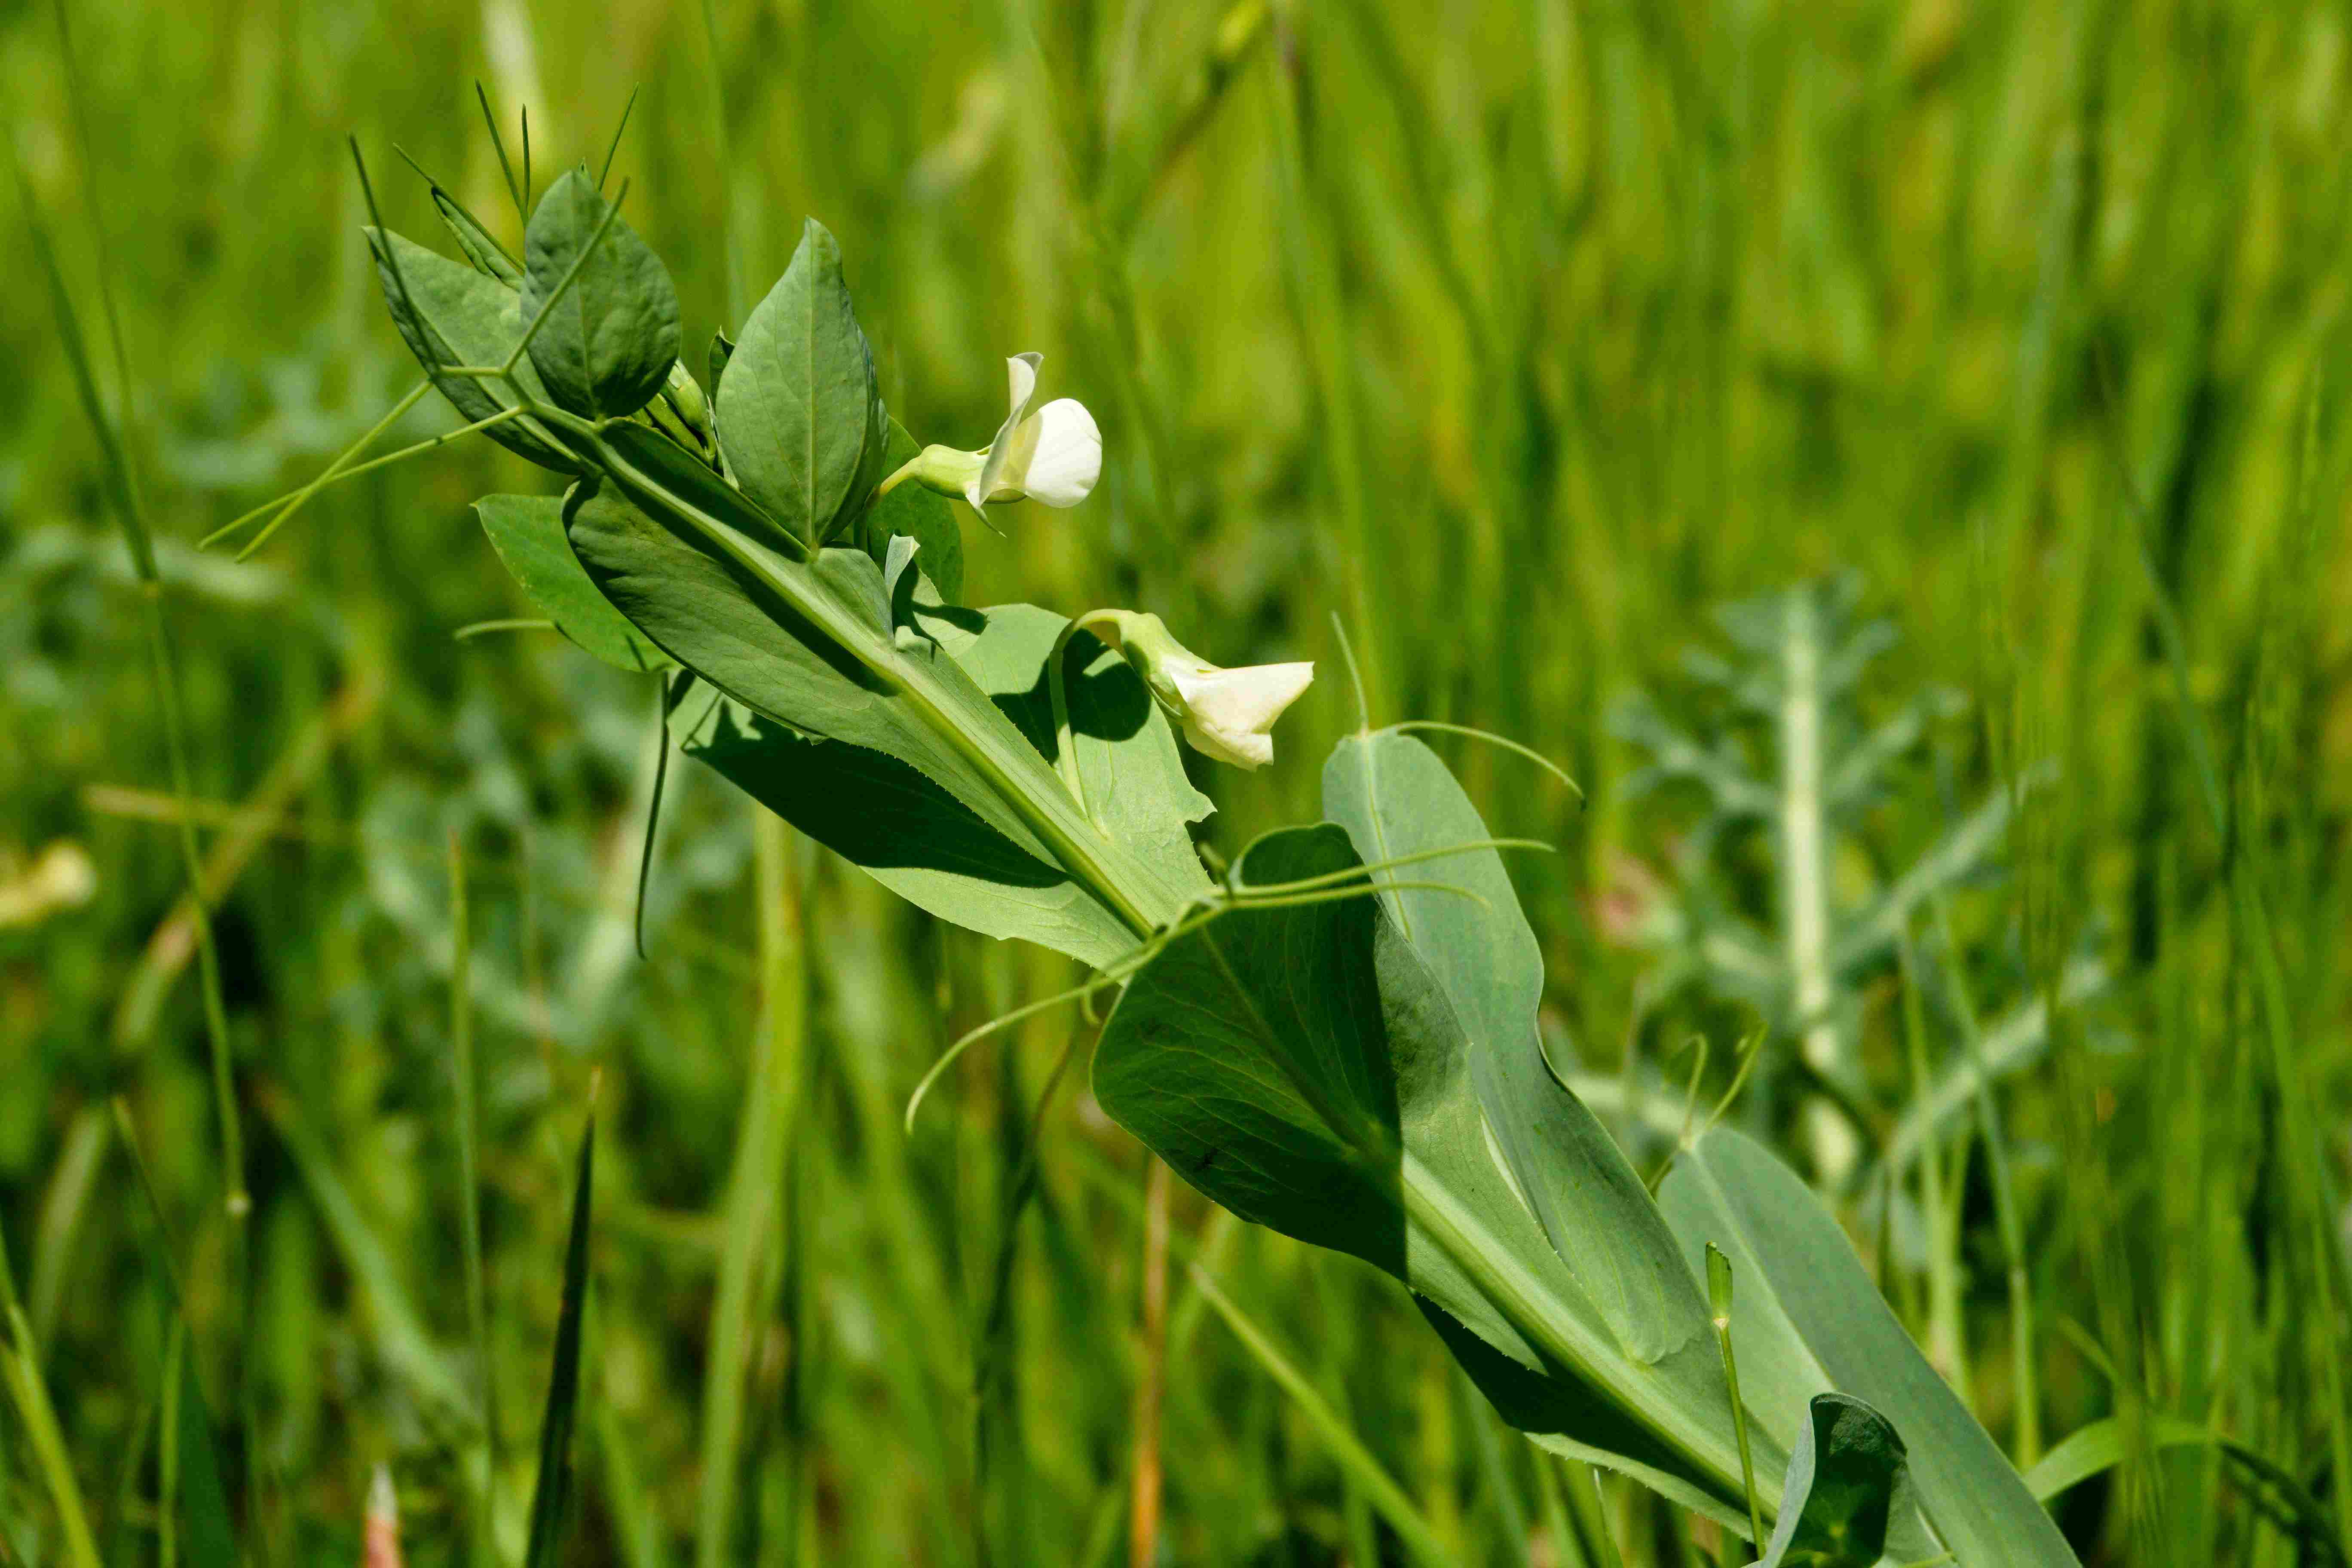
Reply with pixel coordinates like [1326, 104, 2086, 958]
[3, 0, 2348, 1562]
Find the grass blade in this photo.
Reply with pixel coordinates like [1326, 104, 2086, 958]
[1186, 1262, 1450, 1568]
[524, 1089, 599, 1568]
[112, 1103, 237, 1567]
[694, 817, 805, 1568]
[1, 1308, 103, 1568]
[449, 830, 496, 1568]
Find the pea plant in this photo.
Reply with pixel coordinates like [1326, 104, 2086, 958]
[238, 142, 2082, 1567]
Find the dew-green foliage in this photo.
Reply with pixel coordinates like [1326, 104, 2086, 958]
[4, 0, 2351, 1563]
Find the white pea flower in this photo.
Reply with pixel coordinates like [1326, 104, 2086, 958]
[1097, 611, 1315, 771]
[884, 352, 1102, 512]
[970, 352, 1100, 508]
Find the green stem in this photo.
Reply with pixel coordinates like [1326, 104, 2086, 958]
[159, 1323, 182, 1568]
[1399, 1156, 1754, 1523]
[21, 161, 248, 1220]
[200, 379, 431, 548]
[1706, 1244, 1767, 1553]
[235, 399, 520, 560]
[538, 407, 1179, 942]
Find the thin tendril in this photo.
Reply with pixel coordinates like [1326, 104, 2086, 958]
[1225, 837, 1552, 900]
[453, 619, 557, 640]
[1330, 612, 1374, 734]
[1706, 1026, 1768, 1133]
[634, 674, 688, 960]
[235, 403, 523, 560]
[200, 380, 431, 548]
[903, 875, 1489, 1132]
[904, 971, 1128, 1133]
[1373, 721, 1583, 801]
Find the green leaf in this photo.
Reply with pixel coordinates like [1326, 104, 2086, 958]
[475, 493, 672, 672]
[1091, 823, 1762, 1530]
[707, 330, 735, 400]
[523, 1108, 596, 1568]
[521, 168, 681, 420]
[2023, 1415, 2216, 1503]
[1324, 732, 1708, 1367]
[1751, 1395, 1924, 1568]
[427, 183, 524, 284]
[2024, 1414, 2343, 1563]
[716, 218, 887, 545]
[559, 425, 1205, 939]
[682, 697, 1126, 967]
[677, 604, 1207, 968]
[365, 227, 576, 472]
[859, 419, 964, 603]
[395, 146, 523, 282]
[1659, 1127, 2079, 1567]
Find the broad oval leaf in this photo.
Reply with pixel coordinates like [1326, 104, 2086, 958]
[1660, 1127, 2079, 1567]
[474, 493, 671, 672]
[1093, 821, 1766, 1531]
[716, 218, 887, 546]
[521, 168, 681, 420]
[1324, 732, 1709, 1369]
[365, 227, 576, 472]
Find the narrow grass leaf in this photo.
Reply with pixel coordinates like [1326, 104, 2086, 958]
[524, 1106, 597, 1568]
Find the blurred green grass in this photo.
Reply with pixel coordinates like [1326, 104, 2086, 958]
[3, 0, 2349, 1562]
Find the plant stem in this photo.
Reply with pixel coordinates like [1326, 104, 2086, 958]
[1399, 1155, 1754, 1522]
[1777, 588, 1853, 1183]
[1129, 1158, 1170, 1568]
[540, 409, 1186, 941]
[1706, 1243, 1767, 1553]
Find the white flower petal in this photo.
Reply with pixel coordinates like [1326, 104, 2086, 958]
[1013, 399, 1101, 507]
[1003, 352, 1040, 421]
[1183, 715, 1273, 769]
[1167, 662, 1315, 770]
[973, 352, 1044, 506]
